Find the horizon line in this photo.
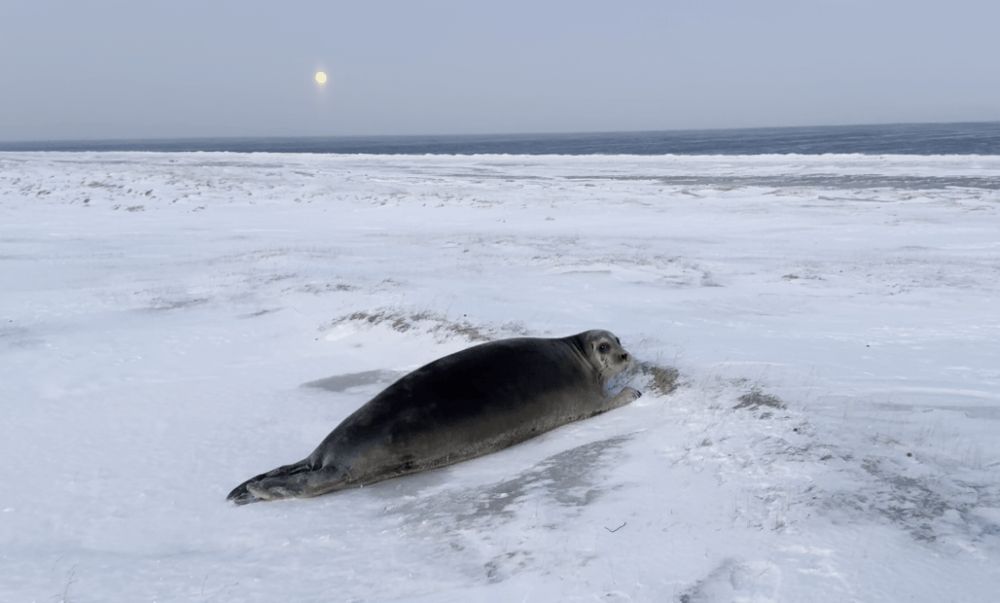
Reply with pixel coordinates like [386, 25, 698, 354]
[2, 119, 999, 147]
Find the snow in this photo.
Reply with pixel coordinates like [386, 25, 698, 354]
[2, 151, 999, 602]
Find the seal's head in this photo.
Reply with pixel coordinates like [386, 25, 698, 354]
[576, 329, 633, 382]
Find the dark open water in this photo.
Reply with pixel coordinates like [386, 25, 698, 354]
[2, 122, 999, 155]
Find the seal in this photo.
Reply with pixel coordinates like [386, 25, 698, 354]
[227, 329, 639, 504]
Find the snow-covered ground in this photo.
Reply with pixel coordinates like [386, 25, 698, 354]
[2, 152, 999, 602]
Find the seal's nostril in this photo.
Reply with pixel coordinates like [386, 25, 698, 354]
[620, 353, 629, 361]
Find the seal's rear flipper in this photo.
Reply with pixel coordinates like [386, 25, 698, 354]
[227, 485, 261, 506]
[244, 465, 346, 501]
[226, 459, 313, 505]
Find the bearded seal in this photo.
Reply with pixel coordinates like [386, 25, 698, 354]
[227, 329, 639, 504]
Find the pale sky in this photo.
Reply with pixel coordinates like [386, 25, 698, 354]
[1, 0, 998, 141]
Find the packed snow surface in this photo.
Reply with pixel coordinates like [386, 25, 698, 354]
[2, 152, 999, 602]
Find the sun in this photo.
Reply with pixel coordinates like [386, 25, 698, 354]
[314, 70, 328, 86]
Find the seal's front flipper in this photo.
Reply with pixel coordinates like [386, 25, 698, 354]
[585, 387, 641, 419]
[607, 386, 642, 410]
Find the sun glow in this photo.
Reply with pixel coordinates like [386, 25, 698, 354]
[314, 70, 328, 86]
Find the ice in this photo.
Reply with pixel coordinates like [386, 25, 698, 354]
[1, 152, 999, 601]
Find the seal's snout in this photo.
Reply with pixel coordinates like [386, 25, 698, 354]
[619, 352, 629, 362]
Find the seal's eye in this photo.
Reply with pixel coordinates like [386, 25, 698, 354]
[597, 342, 611, 354]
